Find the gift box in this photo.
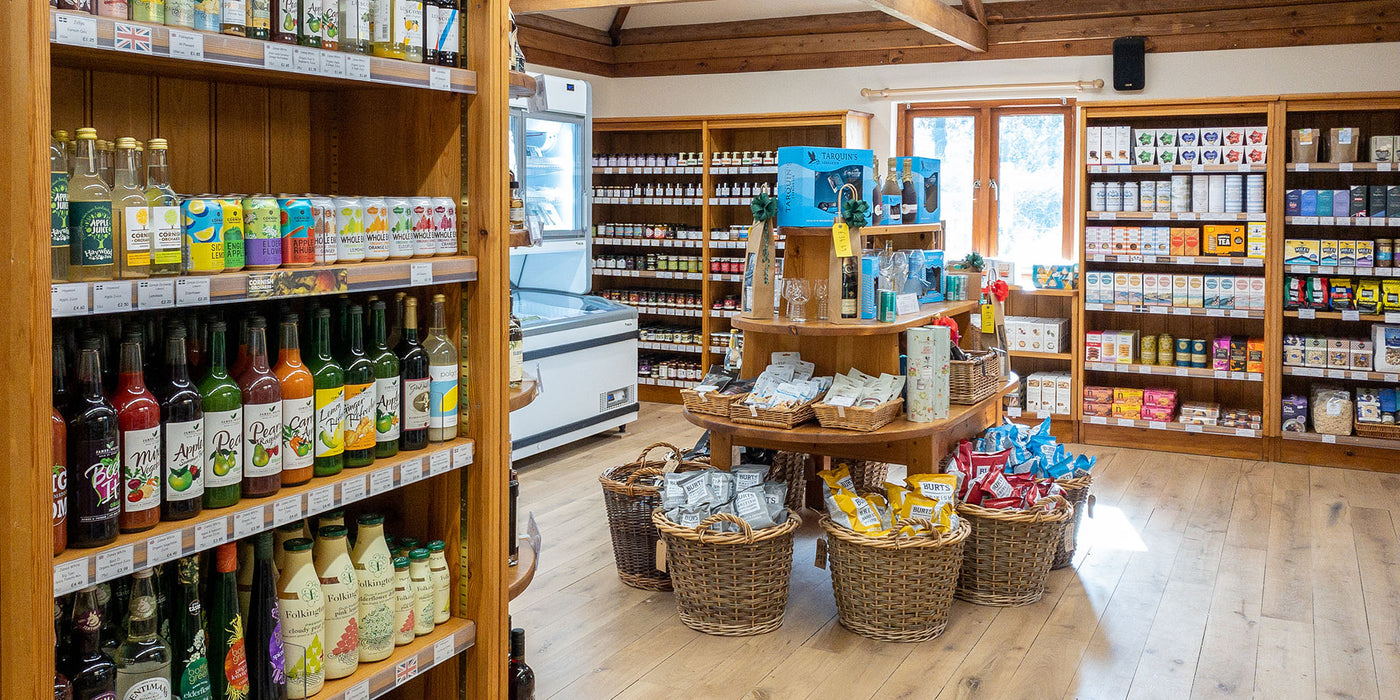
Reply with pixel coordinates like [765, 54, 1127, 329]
[894, 156, 941, 224]
[906, 326, 951, 422]
[776, 146, 876, 227]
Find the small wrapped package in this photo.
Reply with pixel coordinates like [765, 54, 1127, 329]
[1310, 386, 1354, 436]
[733, 486, 776, 530]
[732, 464, 769, 492]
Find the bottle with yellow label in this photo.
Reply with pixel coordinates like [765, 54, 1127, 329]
[308, 308, 345, 477]
[340, 304, 377, 468]
[113, 138, 151, 279]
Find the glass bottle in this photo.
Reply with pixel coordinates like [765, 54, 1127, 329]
[397, 297, 429, 451]
[400, 0, 423, 63]
[370, 0, 402, 59]
[427, 540, 450, 623]
[238, 540, 256, 622]
[509, 628, 535, 700]
[68, 128, 115, 282]
[168, 555, 212, 700]
[319, 0, 339, 49]
[272, 0, 297, 43]
[115, 331, 162, 533]
[98, 139, 116, 190]
[54, 342, 69, 556]
[208, 543, 250, 700]
[386, 291, 405, 351]
[314, 525, 360, 680]
[509, 467, 519, 565]
[422, 0, 439, 64]
[161, 325, 204, 521]
[317, 508, 346, 535]
[424, 294, 458, 442]
[273, 522, 303, 573]
[436, 0, 459, 66]
[350, 513, 395, 662]
[508, 297, 523, 387]
[69, 586, 118, 700]
[240, 317, 283, 498]
[144, 139, 182, 277]
[882, 157, 902, 226]
[369, 301, 401, 458]
[113, 138, 150, 280]
[340, 305, 376, 468]
[275, 315, 315, 486]
[68, 340, 121, 548]
[871, 153, 884, 223]
[232, 317, 251, 379]
[901, 158, 917, 222]
[52, 130, 70, 282]
[408, 548, 434, 636]
[391, 556, 415, 645]
[340, 0, 371, 54]
[248, 0, 271, 39]
[247, 531, 287, 700]
[297, 0, 321, 47]
[114, 569, 172, 699]
[199, 321, 243, 509]
[278, 538, 326, 699]
[308, 309, 345, 477]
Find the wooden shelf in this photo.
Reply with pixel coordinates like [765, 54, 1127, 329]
[53, 438, 474, 596]
[593, 267, 703, 281]
[1286, 162, 1398, 172]
[710, 165, 778, 175]
[1084, 303, 1265, 319]
[622, 305, 703, 318]
[1284, 309, 1388, 322]
[508, 537, 538, 601]
[1089, 164, 1267, 173]
[1086, 254, 1264, 268]
[594, 236, 704, 248]
[509, 71, 537, 97]
[1283, 366, 1400, 382]
[1008, 286, 1080, 297]
[318, 618, 476, 699]
[593, 165, 703, 175]
[1281, 431, 1400, 450]
[731, 298, 978, 336]
[1284, 264, 1398, 277]
[1083, 415, 1261, 438]
[1010, 350, 1072, 360]
[52, 256, 477, 317]
[1087, 211, 1263, 222]
[509, 377, 539, 412]
[49, 9, 478, 93]
[1085, 361, 1262, 381]
[639, 341, 705, 354]
[1284, 216, 1400, 227]
[780, 222, 943, 238]
[709, 273, 744, 282]
[594, 196, 703, 206]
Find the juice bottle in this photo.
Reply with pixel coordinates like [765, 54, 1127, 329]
[424, 294, 458, 442]
[340, 0, 370, 54]
[53, 344, 69, 556]
[307, 308, 345, 477]
[113, 138, 152, 279]
[248, 0, 271, 39]
[132, 0, 165, 22]
[436, 0, 459, 67]
[68, 339, 121, 548]
[208, 543, 251, 700]
[68, 128, 115, 282]
[408, 548, 435, 635]
[278, 538, 326, 698]
[239, 316, 283, 498]
[98, 139, 115, 189]
[166, 0, 195, 27]
[194, 0, 220, 32]
[161, 323, 204, 521]
[370, 0, 402, 59]
[275, 315, 315, 486]
[52, 130, 70, 282]
[247, 531, 286, 699]
[350, 513, 394, 662]
[222, 0, 247, 35]
[144, 139, 183, 276]
[427, 540, 449, 623]
[273, 0, 298, 42]
[231, 317, 251, 385]
[97, 0, 128, 20]
[169, 555, 212, 700]
[200, 321, 244, 509]
[399, 0, 424, 63]
[114, 331, 162, 533]
[319, 0, 338, 50]
[421, 0, 439, 64]
[340, 304, 376, 468]
[369, 301, 400, 459]
[397, 297, 429, 451]
[391, 556, 414, 645]
[298, 0, 322, 47]
[314, 525, 359, 679]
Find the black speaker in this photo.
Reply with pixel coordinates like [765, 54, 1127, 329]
[1113, 37, 1146, 91]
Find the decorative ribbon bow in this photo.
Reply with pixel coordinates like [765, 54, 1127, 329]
[751, 193, 778, 223]
[841, 198, 871, 230]
[984, 279, 1010, 302]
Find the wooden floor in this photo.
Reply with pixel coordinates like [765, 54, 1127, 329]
[510, 402, 1400, 700]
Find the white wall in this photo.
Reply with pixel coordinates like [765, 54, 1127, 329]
[560, 42, 1400, 153]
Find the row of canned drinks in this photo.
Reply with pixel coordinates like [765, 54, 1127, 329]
[181, 195, 459, 274]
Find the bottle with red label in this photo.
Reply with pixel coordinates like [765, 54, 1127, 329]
[114, 330, 161, 533]
[68, 338, 121, 548]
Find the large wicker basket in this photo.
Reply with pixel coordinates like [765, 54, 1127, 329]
[813, 399, 903, 432]
[819, 516, 970, 642]
[598, 443, 708, 591]
[681, 387, 744, 417]
[1052, 475, 1094, 570]
[654, 509, 801, 636]
[729, 394, 818, 430]
[955, 496, 1072, 606]
[769, 452, 810, 513]
[950, 350, 1003, 405]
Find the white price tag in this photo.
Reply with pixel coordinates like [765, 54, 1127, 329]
[1386, 374, 1399, 382]
[1150, 421, 1167, 430]
[54, 559, 90, 596]
[1214, 370, 1229, 379]
[1295, 163, 1310, 172]
[273, 496, 302, 526]
[1322, 434, 1337, 443]
[400, 459, 423, 484]
[1007, 406, 1022, 417]
[264, 43, 295, 71]
[52, 283, 89, 316]
[429, 66, 451, 91]
[176, 276, 210, 306]
[1353, 371, 1372, 381]
[1116, 418, 1136, 427]
[320, 52, 346, 78]
[370, 468, 395, 495]
[92, 281, 133, 314]
[292, 47, 321, 74]
[1185, 424, 1204, 433]
[95, 545, 135, 582]
[137, 278, 175, 309]
[1339, 266, 1356, 275]
[1288, 265, 1310, 274]
[1137, 365, 1153, 374]
[341, 476, 367, 503]
[1176, 367, 1189, 376]
[1192, 164, 1205, 173]
[344, 681, 370, 700]
[1036, 411, 1051, 419]
[1179, 212, 1197, 220]
[1340, 163, 1355, 172]
[1100, 212, 1117, 220]
[1320, 217, 1335, 225]
[1091, 254, 1104, 262]
[112, 22, 153, 54]
[1237, 429, 1257, 438]
[1088, 416, 1107, 425]
[194, 519, 227, 550]
[1327, 369, 1347, 379]
[168, 29, 204, 60]
[1297, 308, 1316, 319]
[1152, 213, 1169, 221]
[1173, 307, 1192, 316]
[1085, 302, 1103, 311]
[434, 636, 456, 666]
[1229, 310, 1251, 318]
[1230, 371, 1247, 380]
[234, 508, 264, 538]
[347, 54, 372, 81]
[146, 531, 183, 566]
[1342, 310, 1361, 321]
[1143, 255, 1157, 263]
[1383, 163, 1395, 172]
[307, 486, 335, 513]
[1294, 367, 1323, 377]
[411, 262, 433, 286]
[54, 12, 98, 47]
[1206, 309, 1225, 317]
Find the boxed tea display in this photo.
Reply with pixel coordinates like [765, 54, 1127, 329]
[1032, 263, 1077, 289]
[776, 146, 876, 227]
[894, 156, 941, 224]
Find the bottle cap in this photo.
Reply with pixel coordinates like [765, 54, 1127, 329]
[318, 525, 349, 539]
[277, 521, 305, 534]
[427, 540, 445, 552]
[409, 548, 430, 561]
[215, 542, 238, 572]
[284, 537, 313, 552]
[147, 138, 167, 149]
[115, 137, 137, 149]
[357, 512, 385, 526]
[393, 556, 410, 570]
[510, 628, 525, 657]
[75, 127, 97, 140]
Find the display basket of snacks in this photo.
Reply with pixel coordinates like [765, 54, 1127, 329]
[818, 515, 970, 642]
[813, 369, 908, 431]
[1051, 474, 1094, 570]
[950, 349, 1004, 405]
[599, 442, 709, 591]
[1356, 423, 1400, 439]
[729, 394, 818, 429]
[681, 368, 753, 417]
[814, 398, 903, 431]
[653, 465, 802, 636]
[727, 353, 831, 429]
[956, 496, 1071, 606]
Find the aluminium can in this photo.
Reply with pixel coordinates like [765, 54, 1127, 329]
[241, 195, 283, 270]
[277, 196, 316, 267]
[217, 197, 245, 271]
[432, 197, 457, 256]
[386, 197, 415, 259]
[181, 196, 225, 274]
[362, 196, 391, 261]
[333, 196, 366, 263]
[308, 195, 338, 264]
[410, 196, 435, 257]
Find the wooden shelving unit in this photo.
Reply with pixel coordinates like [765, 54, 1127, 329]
[1006, 285, 1080, 443]
[1, 3, 524, 697]
[592, 111, 872, 403]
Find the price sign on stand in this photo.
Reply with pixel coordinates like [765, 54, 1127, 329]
[176, 277, 210, 306]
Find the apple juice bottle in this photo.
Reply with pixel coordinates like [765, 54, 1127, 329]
[200, 321, 243, 509]
[68, 128, 115, 282]
[308, 308, 345, 476]
[161, 324, 204, 521]
[369, 301, 401, 458]
[240, 316, 283, 498]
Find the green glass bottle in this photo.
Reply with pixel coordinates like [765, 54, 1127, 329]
[369, 300, 401, 459]
[307, 308, 345, 477]
[199, 321, 243, 509]
[208, 543, 251, 699]
[340, 304, 376, 468]
[169, 555, 212, 700]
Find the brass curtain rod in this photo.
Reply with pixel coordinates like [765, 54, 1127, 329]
[861, 79, 1105, 99]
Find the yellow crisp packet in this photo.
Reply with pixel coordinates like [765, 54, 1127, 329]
[865, 492, 893, 531]
[906, 473, 958, 510]
[819, 465, 857, 496]
[884, 482, 910, 514]
[831, 490, 885, 535]
[898, 494, 953, 535]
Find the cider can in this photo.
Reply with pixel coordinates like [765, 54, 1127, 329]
[362, 196, 390, 261]
[333, 196, 367, 263]
[410, 196, 435, 257]
[181, 197, 225, 274]
[218, 197, 246, 271]
[432, 197, 457, 256]
[308, 195, 337, 264]
[241, 195, 283, 269]
[386, 197, 415, 259]
[277, 197, 315, 267]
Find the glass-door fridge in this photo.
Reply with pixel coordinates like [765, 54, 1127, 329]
[524, 74, 591, 241]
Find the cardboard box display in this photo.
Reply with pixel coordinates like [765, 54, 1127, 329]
[1201, 128, 1223, 148]
[1179, 148, 1200, 166]
[1178, 129, 1201, 148]
[1111, 403, 1142, 420]
[1224, 146, 1247, 166]
[1247, 338, 1265, 373]
[1388, 186, 1400, 218]
[1305, 336, 1327, 368]
[1333, 190, 1350, 218]
[1157, 147, 1178, 165]
[1339, 240, 1359, 266]
[1286, 189, 1301, 216]
[1371, 185, 1388, 219]
[1087, 127, 1102, 166]
[1301, 190, 1318, 217]
[1371, 135, 1395, 163]
[1374, 325, 1400, 373]
[1144, 388, 1178, 408]
[1200, 147, 1222, 165]
[1141, 405, 1175, 422]
[1173, 275, 1190, 306]
[1352, 340, 1374, 370]
[1247, 222, 1267, 258]
[1317, 190, 1334, 215]
[1117, 330, 1138, 363]
[775, 146, 876, 227]
[1283, 335, 1304, 366]
[1113, 387, 1145, 404]
[1127, 272, 1144, 305]
[1350, 186, 1368, 217]
[1184, 229, 1200, 256]
[1085, 331, 1103, 362]
[1041, 318, 1069, 353]
[1358, 240, 1375, 267]
[1084, 385, 1114, 403]
[1188, 275, 1205, 307]
[1084, 401, 1113, 417]
[893, 156, 941, 224]
[1054, 374, 1072, 415]
[1135, 146, 1156, 165]
[1319, 239, 1340, 266]
[1117, 126, 1133, 165]
[1328, 338, 1350, 368]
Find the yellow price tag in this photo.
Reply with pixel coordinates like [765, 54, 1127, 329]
[981, 301, 996, 332]
[832, 221, 853, 258]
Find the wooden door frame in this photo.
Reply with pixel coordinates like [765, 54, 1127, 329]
[986, 104, 1077, 260]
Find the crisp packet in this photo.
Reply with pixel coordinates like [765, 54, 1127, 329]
[678, 471, 713, 506]
[707, 469, 735, 504]
[865, 492, 893, 531]
[763, 481, 788, 521]
[819, 465, 857, 496]
[733, 464, 769, 492]
[676, 504, 707, 528]
[733, 486, 776, 530]
[829, 490, 885, 534]
[661, 472, 688, 510]
[884, 482, 910, 514]
[709, 502, 739, 532]
[905, 473, 957, 510]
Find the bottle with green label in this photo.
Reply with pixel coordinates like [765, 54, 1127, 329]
[51, 129, 70, 282]
[200, 321, 243, 509]
[113, 137, 151, 279]
[68, 128, 115, 282]
[369, 300, 401, 458]
[239, 316, 283, 498]
[340, 305, 376, 468]
[169, 555, 212, 700]
[144, 138, 183, 276]
[161, 323, 205, 522]
[307, 308, 345, 477]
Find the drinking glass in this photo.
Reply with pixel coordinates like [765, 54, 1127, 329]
[814, 279, 829, 321]
[784, 278, 810, 323]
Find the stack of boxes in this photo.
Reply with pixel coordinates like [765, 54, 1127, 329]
[1006, 316, 1070, 354]
[1285, 185, 1398, 219]
[1283, 334, 1376, 372]
[1087, 125, 1268, 166]
[1021, 372, 1072, 416]
[1085, 272, 1265, 311]
[1085, 224, 1266, 258]
[1282, 239, 1379, 267]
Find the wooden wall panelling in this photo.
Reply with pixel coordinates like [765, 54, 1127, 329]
[90, 71, 155, 140]
[268, 88, 312, 194]
[213, 83, 270, 194]
[308, 91, 338, 195]
[334, 89, 462, 198]
[156, 78, 215, 194]
[50, 66, 87, 132]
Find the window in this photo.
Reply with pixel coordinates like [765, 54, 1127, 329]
[900, 101, 1076, 271]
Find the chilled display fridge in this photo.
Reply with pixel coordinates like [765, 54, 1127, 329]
[522, 73, 591, 241]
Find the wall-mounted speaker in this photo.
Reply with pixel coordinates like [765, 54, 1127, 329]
[1113, 36, 1146, 92]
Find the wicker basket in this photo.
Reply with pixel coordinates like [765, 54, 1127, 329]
[950, 350, 1003, 405]
[769, 452, 810, 512]
[819, 516, 970, 642]
[598, 443, 708, 591]
[653, 509, 801, 636]
[1051, 475, 1094, 570]
[729, 394, 818, 430]
[834, 459, 889, 493]
[681, 387, 745, 417]
[955, 496, 1072, 606]
[1354, 423, 1400, 441]
[814, 399, 904, 432]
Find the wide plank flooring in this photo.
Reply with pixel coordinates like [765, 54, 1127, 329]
[510, 403, 1399, 699]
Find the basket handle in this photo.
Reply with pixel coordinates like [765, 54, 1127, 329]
[634, 442, 684, 473]
[694, 512, 756, 543]
[883, 517, 937, 544]
[1031, 495, 1072, 520]
[625, 466, 666, 487]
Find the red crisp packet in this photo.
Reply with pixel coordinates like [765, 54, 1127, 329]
[981, 496, 1023, 509]
[978, 470, 1015, 502]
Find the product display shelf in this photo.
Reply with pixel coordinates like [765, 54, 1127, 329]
[1007, 286, 1081, 297]
[51, 256, 479, 317]
[1078, 99, 1279, 460]
[732, 299, 979, 336]
[317, 618, 477, 700]
[49, 8, 480, 94]
[1010, 350, 1072, 360]
[1286, 162, 1399, 172]
[1283, 366, 1400, 382]
[1006, 284, 1081, 442]
[508, 537, 539, 601]
[1284, 216, 1400, 227]
[510, 376, 540, 412]
[595, 236, 704, 248]
[596, 196, 705, 206]
[593, 267, 704, 281]
[1284, 309, 1391, 322]
[626, 305, 703, 318]
[639, 341, 705, 354]
[593, 165, 704, 175]
[1282, 431, 1400, 449]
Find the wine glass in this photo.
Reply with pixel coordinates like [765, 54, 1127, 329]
[814, 279, 829, 321]
[784, 278, 811, 323]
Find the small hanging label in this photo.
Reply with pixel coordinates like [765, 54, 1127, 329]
[832, 221, 853, 258]
[981, 302, 996, 332]
[655, 539, 668, 572]
[814, 538, 828, 569]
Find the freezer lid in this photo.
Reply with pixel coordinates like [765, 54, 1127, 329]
[514, 288, 637, 335]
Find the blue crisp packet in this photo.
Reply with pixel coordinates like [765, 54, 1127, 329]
[1028, 417, 1053, 441]
[1072, 454, 1096, 477]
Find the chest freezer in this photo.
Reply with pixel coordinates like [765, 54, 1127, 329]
[511, 288, 638, 460]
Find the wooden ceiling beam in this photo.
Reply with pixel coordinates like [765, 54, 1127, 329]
[511, 0, 706, 14]
[856, 0, 988, 52]
[512, 13, 612, 45]
[608, 7, 630, 45]
[961, 0, 986, 25]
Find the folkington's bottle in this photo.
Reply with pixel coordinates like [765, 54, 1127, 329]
[279, 538, 326, 699]
[315, 525, 360, 680]
[350, 513, 395, 662]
